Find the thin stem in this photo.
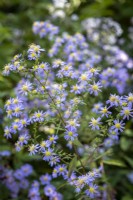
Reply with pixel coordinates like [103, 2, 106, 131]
[33, 73, 66, 126]
[73, 145, 86, 174]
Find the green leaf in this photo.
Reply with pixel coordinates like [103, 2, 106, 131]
[68, 155, 77, 177]
[124, 156, 133, 167]
[120, 137, 131, 151]
[73, 139, 83, 147]
[103, 159, 126, 167]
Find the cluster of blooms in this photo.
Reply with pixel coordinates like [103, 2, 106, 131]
[2, 19, 133, 199]
[32, 19, 133, 94]
[2, 42, 103, 198]
[29, 174, 62, 200]
[33, 21, 59, 39]
[81, 17, 133, 94]
[0, 152, 62, 200]
[0, 161, 33, 198]
[91, 93, 133, 148]
[82, 17, 123, 45]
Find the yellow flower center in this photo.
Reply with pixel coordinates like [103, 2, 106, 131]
[22, 120, 26, 125]
[31, 52, 36, 57]
[90, 68, 96, 73]
[115, 123, 121, 128]
[35, 113, 41, 118]
[89, 187, 95, 193]
[59, 167, 64, 172]
[40, 141, 46, 147]
[73, 86, 78, 91]
[22, 85, 28, 91]
[29, 145, 35, 152]
[64, 66, 69, 71]
[45, 151, 51, 156]
[5, 65, 10, 71]
[81, 74, 87, 81]
[7, 110, 12, 115]
[49, 137, 54, 141]
[128, 96, 133, 102]
[102, 108, 107, 113]
[92, 119, 98, 126]
[110, 96, 116, 102]
[68, 131, 73, 136]
[13, 125, 18, 130]
[19, 136, 25, 142]
[15, 107, 20, 113]
[92, 85, 98, 91]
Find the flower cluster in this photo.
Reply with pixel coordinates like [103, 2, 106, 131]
[2, 18, 133, 199]
[0, 162, 33, 198]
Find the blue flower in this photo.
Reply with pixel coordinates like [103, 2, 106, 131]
[21, 164, 33, 176]
[40, 174, 52, 185]
[48, 135, 58, 144]
[88, 81, 102, 96]
[89, 117, 102, 130]
[44, 184, 56, 197]
[100, 106, 112, 118]
[19, 81, 33, 96]
[120, 106, 133, 120]
[43, 148, 53, 161]
[4, 126, 12, 139]
[106, 94, 120, 107]
[28, 144, 39, 155]
[49, 156, 60, 167]
[85, 183, 99, 199]
[39, 140, 51, 152]
[18, 133, 30, 146]
[32, 110, 45, 122]
[111, 119, 125, 133]
[56, 164, 67, 177]
[64, 126, 78, 141]
[28, 44, 45, 60]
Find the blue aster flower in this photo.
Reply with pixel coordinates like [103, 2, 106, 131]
[70, 84, 82, 94]
[13, 104, 24, 117]
[100, 106, 112, 118]
[89, 117, 102, 130]
[85, 183, 99, 199]
[125, 93, 133, 106]
[111, 119, 125, 133]
[32, 110, 45, 122]
[21, 164, 33, 177]
[56, 164, 67, 177]
[11, 122, 22, 134]
[4, 126, 12, 139]
[92, 102, 103, 113]
[43, 148, 54, 161]
[44, 184, 56, 197]
[28, 144, 39, 155]
[120, 106, 133, 120]
[88, 81, 102, 96]
[19, 81, 33, 96]
[39, 140, 51, 152]
[48, 135, 58, 144]
[18, 133, 30, 146]
[19, 179, 29, 189]
[40, 173, 52, 185]
[49, 155, 60, 167]
[64, 126, 78, 141]
[106, 94, 121, 107]
[3, 64, 12, 75]
[28, 44, 45, 60]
